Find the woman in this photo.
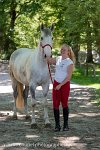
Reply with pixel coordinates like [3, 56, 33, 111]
[46, 43, 75, 131]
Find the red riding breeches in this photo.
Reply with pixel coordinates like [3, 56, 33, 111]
[52, 80, 70, 109]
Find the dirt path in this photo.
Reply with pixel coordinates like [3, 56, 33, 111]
[0, 62, 100, 150]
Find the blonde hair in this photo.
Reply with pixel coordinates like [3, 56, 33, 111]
[62, 43, 76, 64]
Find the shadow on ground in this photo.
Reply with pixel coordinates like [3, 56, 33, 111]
[0, 62, 100, 150]
[0, 86, 100, 150]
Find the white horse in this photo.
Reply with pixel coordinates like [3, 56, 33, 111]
[9, 24, 54, 128]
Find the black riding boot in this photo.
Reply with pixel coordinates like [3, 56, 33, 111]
[54, 109, 61, 132]
[63, 107, 69, 131]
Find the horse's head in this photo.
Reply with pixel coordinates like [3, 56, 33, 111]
[40, 23, 54, 57]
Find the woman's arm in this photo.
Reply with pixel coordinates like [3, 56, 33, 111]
[55, 64, 74, 90]
[45, 57, 56, 65]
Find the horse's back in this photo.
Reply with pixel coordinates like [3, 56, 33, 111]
[10, 48, 33, 62]
[9, 48, 35, 85]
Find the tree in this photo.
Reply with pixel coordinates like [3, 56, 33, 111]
[0, 0, 100, 62]
[0, 0, 46, 59]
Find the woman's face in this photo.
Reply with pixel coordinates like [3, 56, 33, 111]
[60, 45, 69, 56]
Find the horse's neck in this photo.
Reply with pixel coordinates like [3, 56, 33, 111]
[36, 45, 46, 66]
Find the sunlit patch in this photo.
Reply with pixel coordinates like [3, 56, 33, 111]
[0, 143, 25, 149]
[0, 83, 53, 94]
[70, 111, 100, 118]
[36, 83, 53, 91]
[0, 111, 13, 116]
[0, 85, 13, 93]
[69, 113, 79, 118]
[54, 136, 87, 148]
[79, 112, 100, 117]
[26, 135, 39, 138]
[0, 111, 14, 121]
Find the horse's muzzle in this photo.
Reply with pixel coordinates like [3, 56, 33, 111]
[44, 54, 52, 58]
[44, 54, 47, 58]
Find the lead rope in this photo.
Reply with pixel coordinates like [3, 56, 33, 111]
[47, 63, 54, 84]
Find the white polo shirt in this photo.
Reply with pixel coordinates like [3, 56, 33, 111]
[54, 56, 73, 83]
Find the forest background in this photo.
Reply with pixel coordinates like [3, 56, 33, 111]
[0, 0, 100, 104]
[0, 0, 100, 62]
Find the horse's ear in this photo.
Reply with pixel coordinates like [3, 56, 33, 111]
[40, 23, 44, 30]
[50, 23, 55, 31]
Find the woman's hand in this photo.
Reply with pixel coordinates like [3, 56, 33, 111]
[45, 57, 56, 65]
[55, 84, 62, 90]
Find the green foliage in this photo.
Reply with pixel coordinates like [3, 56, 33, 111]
[0, 0, 100, 62]
[72, 66, 100, 88]
[14, 15, 39, 48]
[72, 65, 100, 105]
[52, 48, 60, 56]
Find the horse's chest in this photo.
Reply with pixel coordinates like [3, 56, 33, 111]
[37, 70, 49, 81]
[30, 68, 49, 85]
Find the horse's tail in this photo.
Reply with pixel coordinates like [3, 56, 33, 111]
[16, 82, 24, 109]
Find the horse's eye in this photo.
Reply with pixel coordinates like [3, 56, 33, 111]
[52, 37, 53, 40]
[41, 37, 43, 40]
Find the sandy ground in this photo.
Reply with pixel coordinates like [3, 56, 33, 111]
[0, 62, 100, 150]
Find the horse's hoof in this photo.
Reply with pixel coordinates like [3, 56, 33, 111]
[25, 115, 31, 120]
[31, 123, 38, 129]
[45, 123, 51, 128]
[12, 115, 18, 120]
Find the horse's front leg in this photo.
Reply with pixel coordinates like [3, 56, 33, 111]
[29, 84, 37, 128]
[42, 83, 50, 126]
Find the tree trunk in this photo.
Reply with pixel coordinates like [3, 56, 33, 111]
[93, 20, 100, 56]
[70, 32, 80, 63]
[72, 43, 80, 63]
[86, 21, 93, 63]
[4, 0, 17, 56]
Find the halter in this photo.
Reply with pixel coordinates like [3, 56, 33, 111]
[40, 43, 52, 50]
[40, 42, 53, 84]
[40, 42, 52, 57]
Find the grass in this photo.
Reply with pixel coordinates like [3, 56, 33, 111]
[72, 65, 100, 105]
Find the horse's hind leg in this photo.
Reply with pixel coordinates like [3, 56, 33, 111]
[23, 86, 30, 119]
[9, 68, 18, 119]
[11, 78, 18, 119]
[11, 77, 24, 119]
